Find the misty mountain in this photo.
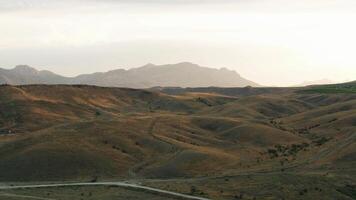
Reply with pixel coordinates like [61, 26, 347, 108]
[0, 65, 68, 85]
[0, 62, 259, 88]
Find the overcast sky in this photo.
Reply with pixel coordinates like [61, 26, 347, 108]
[0, 0, 355, 86]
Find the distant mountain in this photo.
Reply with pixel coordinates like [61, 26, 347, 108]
[0, 62, 259, 88]
[0, 65, 68, 85]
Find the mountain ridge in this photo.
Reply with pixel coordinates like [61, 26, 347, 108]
[0, 62, 259, 88]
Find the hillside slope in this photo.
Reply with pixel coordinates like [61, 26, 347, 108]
[0, 84, 355, 199]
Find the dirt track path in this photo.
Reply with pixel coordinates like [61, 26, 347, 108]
[0, 182, 210, 200]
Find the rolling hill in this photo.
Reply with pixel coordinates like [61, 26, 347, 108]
[0, 83, 355, 199]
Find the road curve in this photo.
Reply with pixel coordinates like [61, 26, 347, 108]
[0, 182, 211, 200]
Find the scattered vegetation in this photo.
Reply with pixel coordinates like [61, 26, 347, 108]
[299, 82, 356, 93]
[312, 137, 331, 146]
[95, 111, 101, 116]
[267, 143, 310, 158]
[196, 97, 212, 106]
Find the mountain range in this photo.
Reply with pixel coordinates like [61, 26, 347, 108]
[0, 62, 259, 88]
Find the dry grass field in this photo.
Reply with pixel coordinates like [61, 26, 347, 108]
[0, 83, 355, 199]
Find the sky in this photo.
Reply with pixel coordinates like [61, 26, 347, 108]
[0, 0, 355, 86]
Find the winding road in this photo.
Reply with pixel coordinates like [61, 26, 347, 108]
[0, 182, 210, 200]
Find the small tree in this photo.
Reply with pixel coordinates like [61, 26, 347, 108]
[190, 186, 197, 194]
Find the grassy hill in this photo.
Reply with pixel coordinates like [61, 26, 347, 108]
[299, 81, 356, 94]
[0, 84, 355, 199]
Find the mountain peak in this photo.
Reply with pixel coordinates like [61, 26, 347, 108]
[141, 62, 198, 68]
[143, 63, 156, 67]
[14, 65, 34, 69]
[175, 62, 197, 66]
[13, 65, 38, 74]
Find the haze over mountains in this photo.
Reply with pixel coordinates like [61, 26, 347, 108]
[0, 62, 259, 88]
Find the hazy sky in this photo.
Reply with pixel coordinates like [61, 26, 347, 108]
[0, 0, 355, 86]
